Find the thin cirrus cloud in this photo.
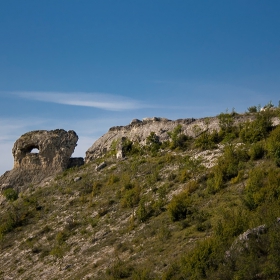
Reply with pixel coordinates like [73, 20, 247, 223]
[11, 91, 149, 111]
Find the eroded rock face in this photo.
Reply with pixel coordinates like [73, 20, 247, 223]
[85, 114, 274, 163]
[13, 129, 78, 170]
[85, 117, 213, 162]
[225, 224, 267, 258]
[0, 129, 82, 191]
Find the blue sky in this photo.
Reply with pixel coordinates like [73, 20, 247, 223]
[0, 0, 280, 174]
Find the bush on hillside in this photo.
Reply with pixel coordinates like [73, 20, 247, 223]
[207, 144, 249, 193]
[194, 130, 220, 150]
[249, 141, 266, 160]
[267, 125, 280, 166]
[217, 110, 239, 142]
[2, 188, 18, 201]
[168, 191, 192, 221]
[146, 132, 162, 155]
[244, 164, 280, 210]
[240, 110, 273, 144]
[247, 105, 258, 113]
[168, 125, 192, 150]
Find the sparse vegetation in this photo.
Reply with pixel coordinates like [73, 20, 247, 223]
[168, 124, 192, 150]
[1, 103, 280, 279]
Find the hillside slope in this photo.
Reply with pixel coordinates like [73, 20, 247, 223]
[1, 107, 280, 280]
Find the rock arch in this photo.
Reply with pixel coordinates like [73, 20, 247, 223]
[0, 129, 84, 191]
[12, 129, 79, 170]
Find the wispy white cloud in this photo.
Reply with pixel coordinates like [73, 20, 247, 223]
[10, 91, 149, 111]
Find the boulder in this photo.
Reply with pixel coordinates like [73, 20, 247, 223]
[12, 129, 78, 170]
[226, 224, 267, 258]
[74, 177, 82, 182]
[0, 129, 81, 191]
[96, 162, 106, 171]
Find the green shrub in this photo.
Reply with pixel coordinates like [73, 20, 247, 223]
[218, 111, 234, 133]
[131, 266, 154, 280]
[136, 197, 150, 222]
[240, 111, 273, 143]
[121, 185, 141, 208]
[249, 141, 266, 160]
[244, 164, 280, 210]
[2, 188, 18, 201]
[162, 263, 184, 280]
[207, 145, 249, 193]
[185, 156, 205, 181]
[247, 105, 258, 113]
[180, 237, 223, 279]
[267, 125, 280, 166]
[92, 181, 103, 196]
[0, 194, 40, 236]
[207, 171, 223, 194]
[217, 110, 239, 142]
[122, 139, 142, 156]
[88, 217, 99, 228]
[213, 217, 280, 280]
[168, 125, 191, 150]
[146, 132, 161, 154]
[106, 258, 133, 279]
[55, 230, 69, 245]
[195, 130, 220, 150]
[107, 174, 120, 185]
[178, 156, 204, 183]
[168, 191, 192, 221]
[150, 185, 168, 216]
[158, 223, 171, 241]
[214, 208, 249, 241]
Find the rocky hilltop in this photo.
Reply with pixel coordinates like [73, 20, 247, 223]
[1, 109, 280, 279]
[2, 113, 280, 191]
[85, 117, 215, 162]
[85, 115, 258, 162]
[0, 129, 83, 192]
[86, 113, 280, 163]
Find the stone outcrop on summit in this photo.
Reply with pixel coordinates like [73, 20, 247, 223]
[85, 114, 280, 163]
[2, 114, 279, 191]
[0, 129, 83, 191]
[13, 129, 78, 170]
[85, 117, 219, 162]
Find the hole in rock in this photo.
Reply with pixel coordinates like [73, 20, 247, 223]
[30, 148, 39, 154]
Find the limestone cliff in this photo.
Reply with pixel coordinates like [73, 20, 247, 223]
[85, 117, 220, 162]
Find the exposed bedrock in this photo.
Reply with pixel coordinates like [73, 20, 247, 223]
[85, 117, 218, 162]
[86, 114, 280, 163]
[0, 129, 83, 191]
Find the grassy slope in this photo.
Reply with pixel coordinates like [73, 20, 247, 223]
[1, 108, 280, 279]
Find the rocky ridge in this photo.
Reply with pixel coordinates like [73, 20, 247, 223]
[85, 114, 280, 163]
[2, 114, 280, 192]
[85, 117, 213, 162]
[1, 110, 280, 279]
[85, 115, 258, 162]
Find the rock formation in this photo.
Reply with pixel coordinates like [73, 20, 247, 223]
[2, 114, 279, 191]
[0, 129, 83, 191]
[225, 224, 268, 259]
[85, 117, 218, 162]
[85, 115, 280, 163]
